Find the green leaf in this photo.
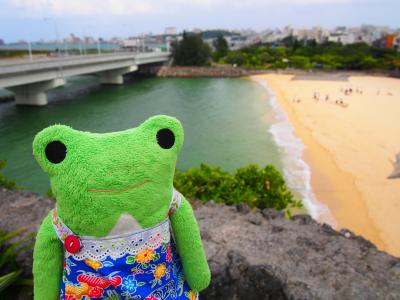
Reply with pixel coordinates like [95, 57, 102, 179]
[161, 243, 167, 252]
[0, 228, 28, 245]
[150, 280, 157, 288]
[15, 277, 33, 286]
[0, 271, 22, 293]
[153, 253, 160, 261]
[126, 256, 135, 265]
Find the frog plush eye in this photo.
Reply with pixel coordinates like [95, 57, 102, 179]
[156, 128, 175, 149]
[45, 141, 67, 164]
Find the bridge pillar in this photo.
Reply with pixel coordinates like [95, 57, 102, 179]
[98, 65, 138, 85]
[9, 78, 66, 106]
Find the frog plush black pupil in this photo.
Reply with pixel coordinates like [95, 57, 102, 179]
[45, 141, 67, 164]
[156, 128, 175, 149]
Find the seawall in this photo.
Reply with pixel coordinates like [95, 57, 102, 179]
[137, 65, 399, 79]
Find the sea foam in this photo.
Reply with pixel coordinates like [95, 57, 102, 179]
[253, 77, 335, 226]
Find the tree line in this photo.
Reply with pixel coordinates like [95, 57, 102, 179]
[172, 33, 400, 71]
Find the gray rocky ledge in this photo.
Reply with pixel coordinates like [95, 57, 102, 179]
[0, 188, 399, 299]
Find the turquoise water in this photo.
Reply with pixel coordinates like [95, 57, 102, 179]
[0, 76, 282, 194]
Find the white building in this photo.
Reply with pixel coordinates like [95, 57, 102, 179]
[164, 27, 177, 35]
[121, 39, 140, 48]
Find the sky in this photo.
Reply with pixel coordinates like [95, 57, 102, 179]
[0, 0, 398, 43]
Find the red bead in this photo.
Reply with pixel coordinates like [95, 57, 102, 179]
[64, 235, 81, 254]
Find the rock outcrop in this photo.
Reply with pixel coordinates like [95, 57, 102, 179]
[0, 189, 54, 274]
[388, 153, 400, 179]
[199, 203, 400, 300]
[1, 188, 399, 299]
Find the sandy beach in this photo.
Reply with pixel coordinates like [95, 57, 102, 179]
[254, 73, 400, 257]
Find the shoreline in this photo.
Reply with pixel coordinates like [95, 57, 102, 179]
[252, 77, 333, 223]
[253, 74, 400, 256]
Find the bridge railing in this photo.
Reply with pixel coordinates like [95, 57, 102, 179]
[0, 43, 170, 64]
[0, 52, 171, 75]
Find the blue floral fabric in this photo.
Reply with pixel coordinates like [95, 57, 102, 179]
[53, 191, 198, 300]
[60, 238, 196, 300]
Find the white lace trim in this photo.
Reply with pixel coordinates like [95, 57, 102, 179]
[53, 189, 182, 261]
[67, 219, 171, 261]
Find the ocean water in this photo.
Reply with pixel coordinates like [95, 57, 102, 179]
[0, 76, 283, 195]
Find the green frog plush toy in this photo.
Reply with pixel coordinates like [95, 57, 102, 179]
[32, 115, 210, 300]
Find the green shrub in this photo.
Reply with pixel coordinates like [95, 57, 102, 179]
[272, 60, 289, 69]
[289, 56, 312, 69]
[174, 163, 302, 212]
[360, 55, 380, 69]
[312, 54, 343, 70]
[224, 51, 246, 66]
[0, 229, 34, 298]
[0, 160, 16, 189]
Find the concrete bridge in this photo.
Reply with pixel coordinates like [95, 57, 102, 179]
[0, 52, 170, 106]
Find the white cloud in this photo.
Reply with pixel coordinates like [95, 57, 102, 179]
[9, 0, 157, 17]
[7, 0, 357, 18]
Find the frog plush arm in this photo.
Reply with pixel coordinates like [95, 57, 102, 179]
[170, 195, 210, 292]
[33, 212, 63, 300]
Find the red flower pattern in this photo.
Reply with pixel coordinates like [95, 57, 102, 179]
[88, 286, 104, 298]
[166, 245, 172, 262]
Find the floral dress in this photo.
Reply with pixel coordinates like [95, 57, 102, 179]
[52, 190, 198, 300]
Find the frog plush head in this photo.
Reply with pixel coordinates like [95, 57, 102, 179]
[33, 115, 184, 236]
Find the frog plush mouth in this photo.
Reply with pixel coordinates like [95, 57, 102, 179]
[88, 179, 150, 193]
